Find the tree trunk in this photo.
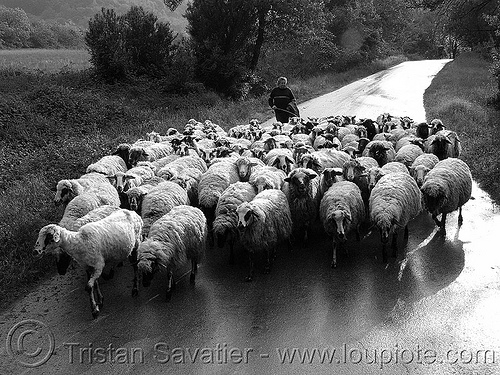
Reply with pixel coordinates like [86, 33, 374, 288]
[249, 8, 266, 72]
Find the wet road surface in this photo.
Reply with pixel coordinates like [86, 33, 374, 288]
[2, 59, 500, 375]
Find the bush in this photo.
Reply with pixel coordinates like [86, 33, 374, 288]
[85, 6, 178, 82]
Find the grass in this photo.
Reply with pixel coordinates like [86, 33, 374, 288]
[424, 51, 500, 203]
[0, 49, 91, 73]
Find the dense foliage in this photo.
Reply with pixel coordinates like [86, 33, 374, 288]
[0, 5, 84, 48]
[85, 6, 177, 82]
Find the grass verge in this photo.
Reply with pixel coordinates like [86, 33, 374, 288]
[424, 52, 500, 204]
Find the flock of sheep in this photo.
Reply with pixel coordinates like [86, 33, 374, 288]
[34, 113, 473, 318]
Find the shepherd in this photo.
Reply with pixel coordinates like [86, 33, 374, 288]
[268, 76, 299, 124]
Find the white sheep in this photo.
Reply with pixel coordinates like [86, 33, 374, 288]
[54, 172, 110, 207]
[249, 166, 287, 193]
[264, 148, 295, 174]
[58, 187, 121, 232]
[319, 181, 366, 268]
[197, 161, 240, 237]
[86, 155, 128, 176]
[366, 161, 409, 192]
[213, 182, 257, 264]
[128, 142, 173, 167]
[394, 144, 424, 168]
[137, 205, 207, 300]
[282, 168, 321, 242]
[420, 158, 472, 231]
[234, 156, 265, 182]
[34, 209, 143, 318]
[107, 164, 156, 194]
[409, 153, 440, 187]
[342, 156, 378, 208]
[300, 149, 350, 174]
[236, 189, 292, 281]
[141, 181, 190, 237]
[169, 167, 203, 206]
[369, 172, 422, 262]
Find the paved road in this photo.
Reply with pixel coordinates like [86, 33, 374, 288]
[2, 59, 500, 375]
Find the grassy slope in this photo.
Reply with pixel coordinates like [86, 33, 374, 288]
[424, 52, 500, 204]
[0, 51, 406, 311]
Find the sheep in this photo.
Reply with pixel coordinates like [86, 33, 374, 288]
[156, 155, 207, 180]
[362, 140, 396, 166]
[282, 168, 321, 242]
[107, 164, 156, 194]
[427, 130, 462, 160]
[358, 118, 378, 140]
[54, 172, 110, 207]
[58, 188, 121, 232]
[394, 135, 424, 152]
[86, 155, 128, 176]
[141, 181, 190, 237]
[369, 172, 422, 262]
[394, 144, 424, 168]
[300, 149, 350, 174]
[414, 122, 432, 140]
[197, 161, 241, 241]
[318, 167, 344, 197]
[234, 156, 265, 182]
[409, 153, 440, 187]
[236, 189, 292, 281]
[429, 118, 446, 135]
[126, 184, 156, 213]
[249, 166, 287, 193]
[213, 182, 257, 264]
[342, 157, 378, 208]
[128, 142, 173, 167]
[151, 154, 181, 171]
[319, 181, 366, 268]
[264, 148, 295, 174]
[420, 158, 472, 231]
[137, 205, 207, 300]
[169, 167, 203, 206]
[34, 209, 143, 318]
[366, 161, 409, 192]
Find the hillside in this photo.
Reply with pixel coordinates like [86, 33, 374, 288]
[0, 0, 188, 34]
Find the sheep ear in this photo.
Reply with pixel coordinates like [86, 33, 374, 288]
[285, 156, 295, 165]
[306, 170, 318, 179]
[106, 176, 116, 183]
[445, 138, 452, 144]
[284, 177, 291, 183]
[124, 175, 136, 181]
[51, 227, 61, 243]
[344, 211, 352, 222]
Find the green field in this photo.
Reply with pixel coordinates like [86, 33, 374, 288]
[0, 49, 91, 73]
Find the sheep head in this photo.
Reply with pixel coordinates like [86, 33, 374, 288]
[54, 180, 74, 206]
[235, 157, 258, 181]
[331, 210, 352, 241]
[284, 168, 318, 196]
[236, 202, 257, 230]
[321, 168, 343, 188]
[366, 167, 384, 191]
[343, 160, 365, 182]
[410, 165, 431, 187]
[34, 224, 72, 275]
[272, 154, 295, 174]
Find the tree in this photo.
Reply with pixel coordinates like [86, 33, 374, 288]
[0, 5, 31, 47]
[85, 6, 177, 82]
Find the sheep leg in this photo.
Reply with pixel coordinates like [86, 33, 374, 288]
[263, 249, 271, 274]
[356, 226, 361, 242]
[432, 214, 442, 227]
[85, 268, 101, 319]
[190, 258, 197, 284]
[228, 233, 235, 265]
[440, 213, 447, 231]
[404, 225, 409, 240]
[458, 207, 463, 225]
[129, 250, 139, 297]
[331, 239, 337, 268]
[165, 268, 174, 301]
[94, 279, 103, 309]
[391, 231, 398, 258]
[245, 252, 254, 282]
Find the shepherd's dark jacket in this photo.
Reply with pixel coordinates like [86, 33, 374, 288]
[268, 87, 295, 110]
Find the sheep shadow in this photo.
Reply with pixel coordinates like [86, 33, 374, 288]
[397, 230, 465, 304]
